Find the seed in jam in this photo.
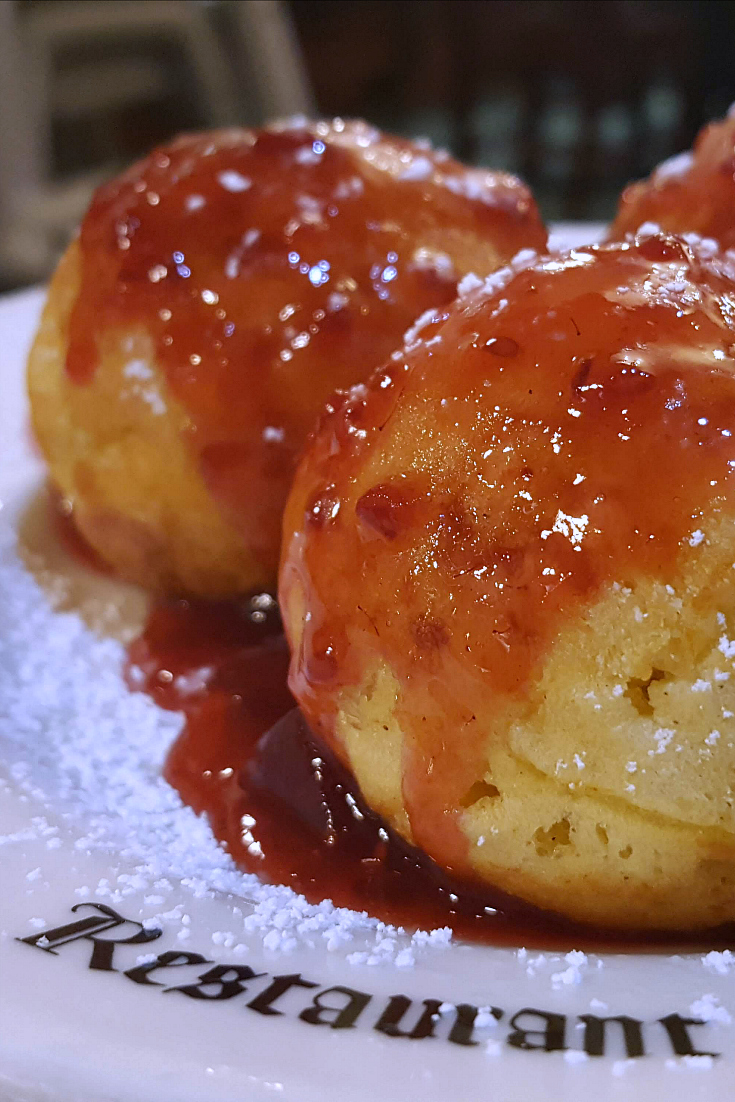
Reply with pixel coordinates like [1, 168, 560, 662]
[485, 336, 520, 357]
[355, 483, 419, 540]
[412, 615, 451, 651]
[305, 488, 341, 529]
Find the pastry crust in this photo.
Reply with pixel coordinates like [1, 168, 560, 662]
[611, 109, 735, 248]
[281, 233, 735, 930]
[28, 120, 546, 595]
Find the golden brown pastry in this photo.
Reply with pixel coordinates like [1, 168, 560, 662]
[281, 231, 735, 931]
[611, 109, 735, 247]
[28, 119, 546, 595]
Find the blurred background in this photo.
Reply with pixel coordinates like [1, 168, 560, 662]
[1, 0, 734, 290]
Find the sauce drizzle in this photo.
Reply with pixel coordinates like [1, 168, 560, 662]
[66, 122, 546, 577]
[127, 594, 735, 952]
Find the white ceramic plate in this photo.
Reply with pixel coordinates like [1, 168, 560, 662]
[1, 231, 734, 1102]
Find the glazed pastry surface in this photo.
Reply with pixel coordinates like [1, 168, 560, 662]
[281, 232, 735, 929]
[612, 109, 735, 248]
[28, 120, 545, 594]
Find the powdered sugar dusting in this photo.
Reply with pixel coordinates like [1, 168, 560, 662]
[404, 307, 444, 350]
[653, 151, 694, 184]
[452, 249, 541, 318]
[217, 170, 252, 193]
[703, 949, 735, 975]
[551, 950, 589, 988]
[0, 530, 455, 966]
[689, 994, 732, 1025]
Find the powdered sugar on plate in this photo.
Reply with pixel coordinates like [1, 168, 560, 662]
[0, 527, 453, 966]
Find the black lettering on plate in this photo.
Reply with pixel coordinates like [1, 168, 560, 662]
[17, 903, 161, 971]
[507, 1008, 566, 1052]
[375, 996, 443, 1040]
[248, 973, 319, 1016]
[300, 986, 371, 1029]
[659, 1014, 719, 1058]
[124, 951, 212, 986]
[15, 905, 725, 1064]
[166, 964, 266, 1000]
[578, 1014, 645, 1058]
[449, 1004, 503, 1047]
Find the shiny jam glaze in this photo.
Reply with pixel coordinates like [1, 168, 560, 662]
[612, 111, 735, 246]
[281, 233, 735, 875]
[127, 596, 735, 950]
[66, 120, 546, 577]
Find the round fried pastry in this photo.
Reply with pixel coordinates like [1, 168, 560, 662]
[281, 232, 735, 931]
[28, 119, 546, 594]
[612, 109, 735, 247]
